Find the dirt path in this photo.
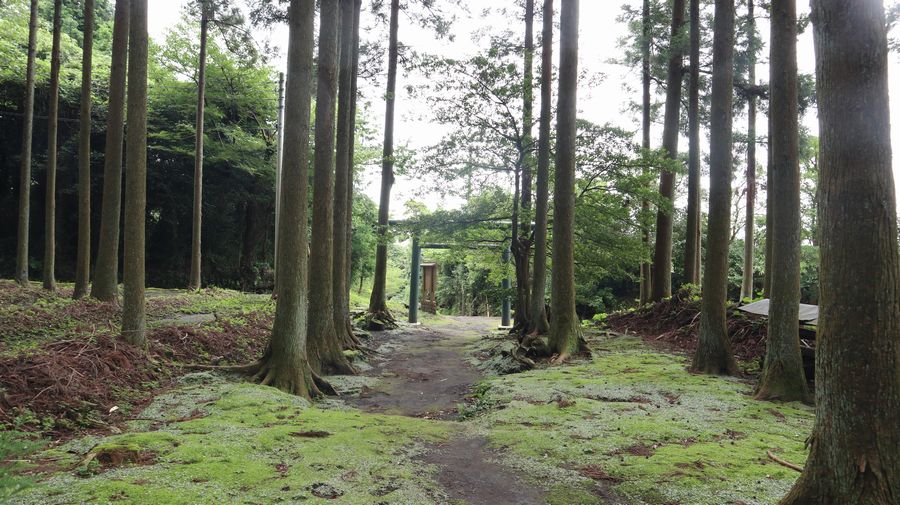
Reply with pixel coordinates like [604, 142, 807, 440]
[349, 316, 548, 505]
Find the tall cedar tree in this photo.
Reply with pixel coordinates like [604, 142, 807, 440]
[781, 0, 900, 500]
[43, 0, 63, 291]
[512, 0, 535, 331]
[366, 0, 400, 329]
[684, 0, 701, 285]
[240, 0, 324, 397]
[189, 0, 210, 290]
[754, 0, 809, 403]
[649, 0, 686, 301]
[15, 0, 39, 286]
[92, 0, 130, 301]
[639, 0, 652, 303]
[333, 0, 363, 350]
[739, 0, 757, 300]
[344, 0, 362, 315]
[692, 0, 738, 375]
[74, 0, 95, 299]
[548, 0, 586, 360]
[122, 0, 149, 348]
[307, 0, 355, 375]
[528, 0, 553, 335]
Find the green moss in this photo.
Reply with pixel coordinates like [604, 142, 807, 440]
[476, 333, 813, 505]
[13, 374, 454, 505]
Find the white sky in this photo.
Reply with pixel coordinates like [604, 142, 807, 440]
[148, 0, 900, 221]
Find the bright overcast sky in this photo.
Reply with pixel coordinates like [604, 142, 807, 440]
[148, 0, 900, 220]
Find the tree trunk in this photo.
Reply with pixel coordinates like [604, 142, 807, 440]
[527, 0, 553, 335]
[333, 0, 362, 351]
[189, 2, 209, 291]
[366, 0, 400, 329]
[273, 72, 284, 295]
[346, 0, 361, 313]
[684, 0, 701, 287]
[548, 0, 586, 361]
[781, 1, 900, 501]
[239, 197, 266, 291]
[251, 0, 321, 398]
[307, 0, 355, 376]
[43, 0, 63, 292]
[15, 0, 39, 286]
[74, 0, 95, 299]
[122, 0, 149, 349]
[754, 0, 809, 404]
[512, 0, 535, 332]
[649, 0, 686, 302]
[764, 111, 773, 297]
[740, 0, 756, 300]
[640, 0, 653, 303]
[692, 0, 738, 376]
[92, 0, 129, 302]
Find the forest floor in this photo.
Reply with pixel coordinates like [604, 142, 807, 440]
[1, 284, 814, 504]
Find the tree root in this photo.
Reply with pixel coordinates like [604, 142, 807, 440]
[767, 450, 804, 472]
[363, 308, 397, 331]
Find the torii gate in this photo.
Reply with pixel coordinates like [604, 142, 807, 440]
[407, 237, 512, 327]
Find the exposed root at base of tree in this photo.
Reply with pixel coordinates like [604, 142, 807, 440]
[363, 309, 398, 331]
[767, 450, 804, 472]
[188, 357, 337, 398]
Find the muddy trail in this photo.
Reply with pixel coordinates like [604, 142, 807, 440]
[350, 317, 548, 505]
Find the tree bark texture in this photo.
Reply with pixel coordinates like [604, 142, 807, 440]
[92, 0, 130, 301]
[257, 0, 320, 398]
[333, 0, 362, 350]
[307, 0, 355, 376]
[684, 0, 702, 286]
[74, 0, 95, 299]
[122, 0, 149, 349]
[548, 0, 586, 360]
[528, 0, 553, 335]
[781, 0, 900, 501]
[512, 0, 535, 331]
[755, 0, 809, 404]
[189, 2, 209, 291]
[650, 0, 686, 302]
[693, 0, 738, 376]
[640, 0, 653, 303]
[43, 0, 63, 291]
[366, 0, 400, 328]
[740, 0, 757, 300]
[15, 0, 39, 286]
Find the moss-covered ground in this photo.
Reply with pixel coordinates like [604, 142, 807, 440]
[2, 284, 812, 504]
[466, 333, 812, 504]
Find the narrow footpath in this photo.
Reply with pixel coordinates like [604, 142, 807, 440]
[349, 316, 548, 505]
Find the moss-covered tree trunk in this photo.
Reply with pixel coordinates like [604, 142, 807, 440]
[333, 0, 362, 351]
[740, 0, 756, 301]
[528, 0, 553, 336]
[43, 0, 63, 292]
[764, 111, 773, 298]
[92, 0, 129, 302]
[366, 0, 400, 330]
[74, 0, 95, 299]
[754, 0, 809, 404]
[692, 0, 738, 376]
[249, 0, 321, 398]
[122, 0, 149, 349]
[548, 0, 586, 361]
[684, 0, 701, 287]
[189, 1, 209, 291]
[512, 0, 535, 332]
[639, 0, 652, 303]
[16, 0, 39, 286]
[650, 0, 686, 302]
[780, 0, 900, 501]
[307, 0, 355, 376]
